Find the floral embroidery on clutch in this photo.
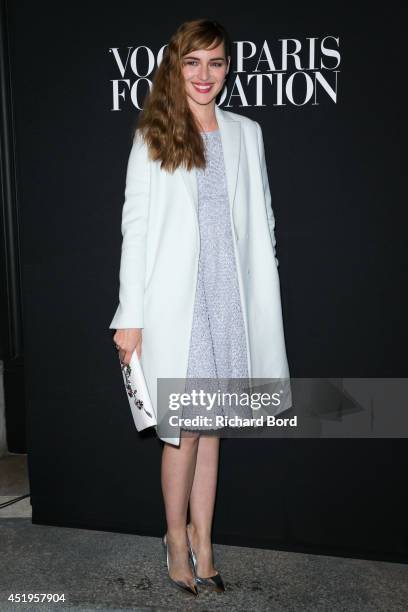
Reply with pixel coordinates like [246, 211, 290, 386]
[119, 359, 154, 419]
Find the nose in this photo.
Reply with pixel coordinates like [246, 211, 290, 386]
[198, 64, 209, 81]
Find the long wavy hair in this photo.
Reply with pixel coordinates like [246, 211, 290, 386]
[135, 18, 232, 173]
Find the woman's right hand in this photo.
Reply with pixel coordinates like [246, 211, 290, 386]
[113, 328, 143, 364]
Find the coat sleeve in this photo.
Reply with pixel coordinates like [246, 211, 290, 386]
[255, 120, 279, 267]
[109, 130, 151, 329]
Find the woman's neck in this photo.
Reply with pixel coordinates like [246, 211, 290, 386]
[189, 100, 218, 133]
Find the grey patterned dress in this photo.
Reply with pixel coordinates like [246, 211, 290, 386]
[181, 129, 251, 432]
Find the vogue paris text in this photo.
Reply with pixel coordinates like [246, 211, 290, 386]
[109, 36, 341, 110]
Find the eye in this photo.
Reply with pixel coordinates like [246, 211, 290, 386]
[183, 60, 224, 67]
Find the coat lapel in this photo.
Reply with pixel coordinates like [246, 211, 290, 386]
[179, 104, 241, 216]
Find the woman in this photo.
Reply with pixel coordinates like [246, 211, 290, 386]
[109, 18, 292, 596]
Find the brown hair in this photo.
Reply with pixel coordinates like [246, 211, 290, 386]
[135, 18, 232, 173]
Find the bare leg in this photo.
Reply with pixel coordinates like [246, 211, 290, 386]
[161, 431, 200, 586]
[187, 435, 220, 577]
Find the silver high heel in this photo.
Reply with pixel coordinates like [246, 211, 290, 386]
[186, 525, 226, 592]
[162, 533, 198, 597]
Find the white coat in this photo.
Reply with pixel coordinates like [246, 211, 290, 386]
[109, 104, 292, 446]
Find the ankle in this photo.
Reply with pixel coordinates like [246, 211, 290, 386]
[167, 527, 188, 542]
[188, 523, 211, 543]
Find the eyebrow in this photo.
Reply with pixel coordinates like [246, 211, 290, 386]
[183, 56, 226, 61]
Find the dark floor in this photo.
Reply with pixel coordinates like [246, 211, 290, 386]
[1, 454, 408, 611]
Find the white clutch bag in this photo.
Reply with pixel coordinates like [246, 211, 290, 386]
[118, 350, 157, 432]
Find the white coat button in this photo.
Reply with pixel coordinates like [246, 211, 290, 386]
[247, 269, 250, 275]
